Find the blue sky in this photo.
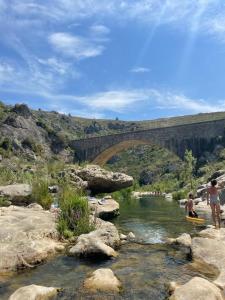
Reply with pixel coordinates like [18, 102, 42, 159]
[1, 0, 225, 120]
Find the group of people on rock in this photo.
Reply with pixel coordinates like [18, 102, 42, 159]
[185, 179, 224, 229]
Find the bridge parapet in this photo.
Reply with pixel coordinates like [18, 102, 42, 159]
[70, 118, 225, 165]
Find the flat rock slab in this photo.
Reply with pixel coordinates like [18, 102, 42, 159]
[89, 198, 119, 220]
[192, 231, 225, 289]
[84, 268, 121, 292]
[0, 205, 62, 275]
[9, 284, 58, 300]
[169, 277, 224, 300]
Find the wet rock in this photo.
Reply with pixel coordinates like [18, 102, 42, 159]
[48, 185, 59, 193]
[0, 206, 62, 275]
[9, 284, 58, 300]
[75, 165, 133, 194]
[169, 277, 223, 300]
[120, 234, 127, 240]
[84, 268, 121, 292]
[127, 232, 135, 240]
[191, 231, 225, 289]
[69, 218, 120, 258]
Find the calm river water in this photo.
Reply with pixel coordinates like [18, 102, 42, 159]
[0, 196, 210, 299]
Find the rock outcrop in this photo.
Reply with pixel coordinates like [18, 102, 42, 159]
[168, 233, 192, 248]
[9, 284, 58, 300]
[0, 184, 32, 205]
[191, 229, 225, 289]
[69, 217, 120, 258]
[0, 205, 63, 275]
[89, 197, 119, 220]
[84, 268, 121, 292]
[169, 277, 224, 300]
[74, 165, 133, 193]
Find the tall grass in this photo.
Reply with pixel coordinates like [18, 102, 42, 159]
[31, 178, 53, 209]
[57, 186, 94, 238]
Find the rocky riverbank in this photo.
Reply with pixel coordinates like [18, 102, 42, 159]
[169, 227, 225, 299]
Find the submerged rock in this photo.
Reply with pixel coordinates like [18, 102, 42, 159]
[169, 277, 223, 300]
[84, 268, 121, 292]
[75, 165, 133, 194]
[69, 218, 120, 258]
[9, 284, 58, 300]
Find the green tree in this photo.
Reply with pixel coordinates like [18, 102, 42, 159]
[182, 150, 197, 190]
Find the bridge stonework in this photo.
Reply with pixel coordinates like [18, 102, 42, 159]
[70, 119, 225, 165]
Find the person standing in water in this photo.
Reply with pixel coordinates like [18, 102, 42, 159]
[185, 192, 198, 218]
[207, 179, 221, 228]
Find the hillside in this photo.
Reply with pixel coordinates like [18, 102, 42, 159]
[1, 101, 225, 193]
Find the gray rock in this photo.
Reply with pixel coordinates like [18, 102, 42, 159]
[9, 284, 58, 300]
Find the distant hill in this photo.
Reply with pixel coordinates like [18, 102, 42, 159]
[1, 100, 225, 191]
[1, 100, 225, 160]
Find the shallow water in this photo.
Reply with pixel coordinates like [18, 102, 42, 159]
[0, 197, 210, 299]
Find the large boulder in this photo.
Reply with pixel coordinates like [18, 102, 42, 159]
[0, 206, 63, 275]
[208, 170, 225, 182]
[9, 284, 58, 300]
[89, 198, 119, 220]
[75, 165, 133, 193]
[69, 218, 120, 258]
[84, 268, 121, 292]
[169, 277, 224, 300]
[0, 184, 32, 205]
[167, 233, 191, 254]
[191, 230, 225, 289]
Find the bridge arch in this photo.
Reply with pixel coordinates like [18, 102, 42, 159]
[92, 139, 164, 166]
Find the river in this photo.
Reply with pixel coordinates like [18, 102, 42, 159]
[0, 196, 210, 299]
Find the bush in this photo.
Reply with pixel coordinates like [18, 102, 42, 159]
[31, 179, 53, 209]
[57, 186, 94, 238]
[172, 190, 188, 201]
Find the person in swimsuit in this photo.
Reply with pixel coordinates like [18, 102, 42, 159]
[207, 179, 221, 228]
[185, 192, 198, 218]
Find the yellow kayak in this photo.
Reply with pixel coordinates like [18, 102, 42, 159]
[186, 216, 205, 223]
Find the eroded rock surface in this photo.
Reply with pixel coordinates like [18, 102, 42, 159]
[69, 217, 120, 258]
[192, 228, 225, 289]
[89, 198, 119, 220]
[0, 184, 32, 205]
[0, 206, 63, 275]
[75, 165, 133, 193]
[9, 284, 58, 300]
[84, 268, 121, 292]
[169, 277, 224, 300]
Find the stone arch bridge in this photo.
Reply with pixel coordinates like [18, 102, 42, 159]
[70, 118, 225, 166]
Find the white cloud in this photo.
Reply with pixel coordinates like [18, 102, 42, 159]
[90, 25, 110, 35]
[49, 32, 105, 60]
[131, 67, 150, 73]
